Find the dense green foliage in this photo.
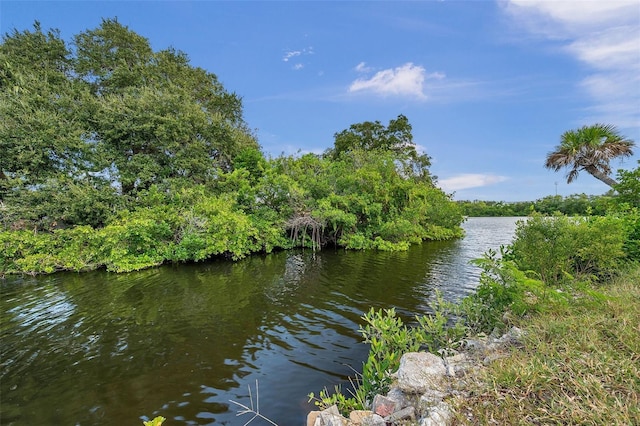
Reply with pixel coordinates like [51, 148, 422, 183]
[508, 214, 629, 284]
[0, 148, 464, 275]
[614, 160, 640, 208]
[0, 21, 463, 275]
[328, 114, 433, 182]
[1, 19, 255, 229]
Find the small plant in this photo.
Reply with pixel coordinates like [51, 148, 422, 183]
[414, 290, 466, 354]
[229, 380, 278, 426]
[460, 248, 549, 334]
[309, 296, 476, 416]
[309, 307, 419, 415]
[358, 308, 421, 403]
[143, 416, 166, 426]
[307, 380, 362, 415]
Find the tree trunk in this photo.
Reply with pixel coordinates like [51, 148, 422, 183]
[585, 166, 618, 188]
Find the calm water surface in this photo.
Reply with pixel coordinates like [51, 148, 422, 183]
[0, 217, 521, 425]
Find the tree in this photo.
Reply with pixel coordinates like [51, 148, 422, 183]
[73, 17, 153, 95]
[93, 83, 255, 194]
[329, 114, 432, 182]
[0, 21, 107, 228]
[1, 24, 82, 190]
[545, 124, 635, 188]
[74, 19, 259, 195]
[1, 20, 257, 228]
[74, 20, 246, 126]
[614, 161, 640, 208]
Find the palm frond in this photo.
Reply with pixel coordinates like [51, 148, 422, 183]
[545, 124, 636, 187]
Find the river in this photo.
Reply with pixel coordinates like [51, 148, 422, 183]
[0, 217, 521, 425]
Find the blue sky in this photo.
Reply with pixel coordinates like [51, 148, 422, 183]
[2, 1, 639, 201]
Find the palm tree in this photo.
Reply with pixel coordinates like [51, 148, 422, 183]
[545, 124, 635, 188]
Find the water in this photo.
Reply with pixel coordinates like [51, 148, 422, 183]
[0, 217, 521, 425]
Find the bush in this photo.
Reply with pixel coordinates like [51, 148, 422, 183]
[572, 215, 626, 279]
[510, 213, 627, 284]
[55, 225, 102, 271]
[0, 226, 102, 274]
[98, 216, 173, 272]
[414, 291, 467, 353]
[611, 206, 640, 261]
[509, 214, 578, 284]
[463, 249, 546, 334]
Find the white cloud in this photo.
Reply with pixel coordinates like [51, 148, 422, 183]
[283, 47, 314, 62]
[283, 50, 301, 62]
[505, 0, 638, 33]
[349, 62, 443, 100]
[503, 0, 640, 127]
[438, 174, 508, 192]
[293, 63, 304, 71]
[355, 62, 372, 73]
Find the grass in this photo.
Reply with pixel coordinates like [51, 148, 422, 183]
[452, 264, 640, 425]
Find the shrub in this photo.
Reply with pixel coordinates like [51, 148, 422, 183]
[55, 225, 102, 271]
[571, 215, 626, 279]
[510, 213, 627, 284]
[0, 230, 59, 274]
[463, 249, 546, 334]
[509, 214, 578, 285]
[98, 216, 173, 272]
[414, 290, 467, 353]
[612, 206, 640, 261]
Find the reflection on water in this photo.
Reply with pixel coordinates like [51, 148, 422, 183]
[0, 217, 521, 425]
[424, 216, 520, 300]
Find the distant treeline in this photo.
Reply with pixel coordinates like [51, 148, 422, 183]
[458, 191, 634, 217]
[457, 194, 608, 217]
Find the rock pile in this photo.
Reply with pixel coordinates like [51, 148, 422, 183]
[307, 327, 524, 426]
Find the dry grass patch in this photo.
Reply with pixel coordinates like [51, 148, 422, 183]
[452, 265, 640, 425]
